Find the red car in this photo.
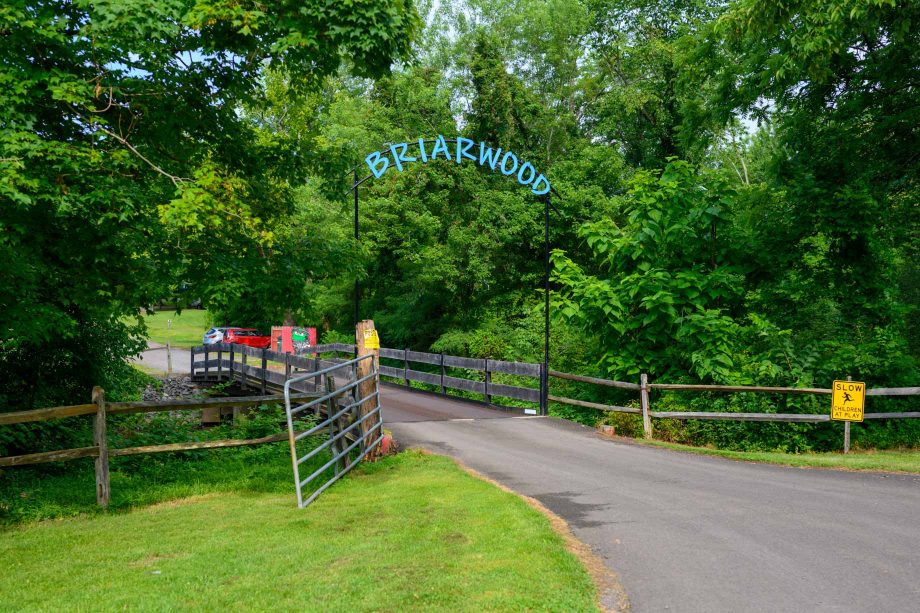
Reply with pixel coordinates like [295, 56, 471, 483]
[224, 328, 272, 349]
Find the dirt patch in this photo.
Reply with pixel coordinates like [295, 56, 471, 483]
[146, 493, 221, 511]
[418, 450, 630, 612]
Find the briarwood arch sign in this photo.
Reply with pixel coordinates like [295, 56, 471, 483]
[348, 136, 556, 415]
[363, 135, 551, 196]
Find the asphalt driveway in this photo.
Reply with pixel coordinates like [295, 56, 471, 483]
[388, 414, 920, 613]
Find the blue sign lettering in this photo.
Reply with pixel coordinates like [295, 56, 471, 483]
[363, 135, 551, 196]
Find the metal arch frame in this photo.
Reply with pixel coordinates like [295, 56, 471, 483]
[346, 139, 560, 416]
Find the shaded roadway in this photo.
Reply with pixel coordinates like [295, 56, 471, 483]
[382, 389, 920, 613]
[379, 384, 518, 423]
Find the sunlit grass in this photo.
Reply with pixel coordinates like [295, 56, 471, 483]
[0, 451, 598, 612]
[139, 309, 211, 348]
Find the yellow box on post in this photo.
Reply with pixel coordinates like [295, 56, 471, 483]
[363, 329, 380, 349]
[831, 380, 865, 422]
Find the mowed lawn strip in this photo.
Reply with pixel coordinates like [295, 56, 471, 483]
[0, 451, 598, 612]
[639, 439, 920, 473]
[139, 309, 211, 348]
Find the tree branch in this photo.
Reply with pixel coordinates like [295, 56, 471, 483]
[91, 122, 189, 187]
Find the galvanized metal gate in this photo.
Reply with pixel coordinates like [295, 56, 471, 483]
[282, 354, 383, 508]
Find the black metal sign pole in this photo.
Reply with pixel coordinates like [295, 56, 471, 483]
[348, 144, 558, 416]
[542, 192, 550, 416]
[353, 169, 360, 326]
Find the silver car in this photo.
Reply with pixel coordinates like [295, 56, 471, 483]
[202, 327, 231, 345]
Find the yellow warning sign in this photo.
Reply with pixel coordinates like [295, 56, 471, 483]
[363, 329, 380, 350]
[831, 380, 865, 422]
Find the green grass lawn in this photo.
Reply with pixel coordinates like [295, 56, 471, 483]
[639, 439, 920, 473]
[140, 309, 211, 348]
[0, 450, 598, 612]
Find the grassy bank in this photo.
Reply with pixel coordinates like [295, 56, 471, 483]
[639, 439, 920, 473]
[140, 309, 211, 348]
[0, 444, 293, 525]
[0, 451, 598, 611]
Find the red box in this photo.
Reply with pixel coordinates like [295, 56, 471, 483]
[270, 326, 317, 355]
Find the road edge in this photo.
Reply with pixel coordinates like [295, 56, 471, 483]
[618, 436, 920, 475]
[414, 448, 630, 612]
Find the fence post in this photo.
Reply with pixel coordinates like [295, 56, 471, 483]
[313, 356, 321, 392]
[217, 345, 223, 381]
[540, 362, 548, 416]
[640, 373, 653, 439]
[484, 358, 491, 405]
[240, 350, 247, 390]
[92, 387, 110, 508]
[403, 348, 409, 387]
[284, 352, 291, 381]
[189, 346, 195, 378]
[260, 348, 268, 395]
[843, 375, 852, 453]
[324, 375, 342, 474]
[440, 352, 446, 395]
[204, 345, 210, 380]
[356, 320, 382, 460]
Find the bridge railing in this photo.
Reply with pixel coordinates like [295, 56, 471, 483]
[191, 343, 546, 413]
[376, 348, 543, 413]
[190, 343, 358, 395]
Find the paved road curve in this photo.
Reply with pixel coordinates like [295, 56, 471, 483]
[386, 402, 920, 612]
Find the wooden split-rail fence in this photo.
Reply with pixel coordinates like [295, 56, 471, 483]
[191, 342, 920, 451]
[5, 336, 919, 508]
[0, 389, 327, 507]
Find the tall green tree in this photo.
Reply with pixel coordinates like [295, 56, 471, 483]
[692, 0, 920, 374]
[584, 0, 721, 167]
[552, 160, 741, 380]
[0, 0, 419, 410]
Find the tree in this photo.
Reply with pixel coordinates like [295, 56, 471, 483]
[691, 0, 920, 372]
[583, 0, 722, 167]
[0, 0, 419, 410]
[552, 160, 742, 380]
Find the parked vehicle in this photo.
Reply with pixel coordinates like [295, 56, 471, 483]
[224, 328, 272, 349]
[202, 327, 232, 345]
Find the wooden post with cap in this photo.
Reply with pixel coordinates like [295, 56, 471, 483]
[356, 320, 382, 460]
[92, 386, 110, 508]
[640, 373, 653, 439]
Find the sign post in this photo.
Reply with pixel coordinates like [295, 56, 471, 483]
[166, 318, 172, 375]
[831, 379, 865, 453]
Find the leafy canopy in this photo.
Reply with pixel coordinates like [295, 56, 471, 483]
[0, 0, 419, 409]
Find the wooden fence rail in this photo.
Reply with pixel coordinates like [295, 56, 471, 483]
[546, 370, 920, 451]
[192, 344, 546, 413]
[0, 390, 321, 506]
